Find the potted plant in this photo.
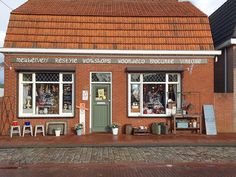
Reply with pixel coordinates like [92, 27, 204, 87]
[55, 127, 61, 137]
[74, 123, 83, 136]
[182, 100, 193, 115]
[111, 123, 120, 135]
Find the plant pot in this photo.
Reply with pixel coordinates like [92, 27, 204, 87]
[125, 124, 133, 135]
[112, 127, 119, 135]
[76, 129, 83, 136]
[55, 130, 61, 136]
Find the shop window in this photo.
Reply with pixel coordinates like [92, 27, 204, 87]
[128, 73, 181, 117]
[19, 72, 74, 118]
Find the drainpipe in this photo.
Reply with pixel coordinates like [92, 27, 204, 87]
[224, 48, 227, 92]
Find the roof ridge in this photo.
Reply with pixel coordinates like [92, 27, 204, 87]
[12, 0, 206, 17]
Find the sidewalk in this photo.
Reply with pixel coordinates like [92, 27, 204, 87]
[0, 133, 236, 148]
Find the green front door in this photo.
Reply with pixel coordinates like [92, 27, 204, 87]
[92, 84, 111, 132]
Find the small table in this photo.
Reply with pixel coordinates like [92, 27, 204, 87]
[133, 128, 150, 136]
[172, 114, 202, 134]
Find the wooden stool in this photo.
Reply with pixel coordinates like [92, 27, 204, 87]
[34, 125, 45, 136]
[10, 125, 21, 138]
[22, 125, 33, 137]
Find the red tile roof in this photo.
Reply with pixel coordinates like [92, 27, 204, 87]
[4, 0, 214, 50]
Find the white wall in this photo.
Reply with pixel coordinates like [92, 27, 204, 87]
[0, 88, 4, 97]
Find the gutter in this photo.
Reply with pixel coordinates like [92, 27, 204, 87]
[224, 48, 227, 92]
[216, 38, 236, 49]
[0, 48, 221, 56]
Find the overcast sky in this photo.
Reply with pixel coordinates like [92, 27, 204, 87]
[0, 0, 229, 83]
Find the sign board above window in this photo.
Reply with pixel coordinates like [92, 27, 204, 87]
[12, 58, 208, 65]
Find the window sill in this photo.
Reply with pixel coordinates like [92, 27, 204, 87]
[18, 114, 74, 118]
[128, 115, 172, 118]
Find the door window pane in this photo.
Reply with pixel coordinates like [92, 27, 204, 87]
[92, 73, 111, 82]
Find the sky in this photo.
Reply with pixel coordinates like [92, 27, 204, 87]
[0, 0, 229, 83]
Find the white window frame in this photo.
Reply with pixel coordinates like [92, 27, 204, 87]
[18, 72, 74, 118]
[128, 73, 181, 117]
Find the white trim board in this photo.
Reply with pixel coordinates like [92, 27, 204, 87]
[216, 38, 236, 49]
[0, 48, 221, 56]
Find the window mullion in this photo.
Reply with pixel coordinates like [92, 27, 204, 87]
[59, 73, 63, 115]
[128, 74, 131, 116]
[140, 74, 143, 116]
[166, 73, 169, 110]
[32, 79, 36, 115]
[18, 73, 23, 116]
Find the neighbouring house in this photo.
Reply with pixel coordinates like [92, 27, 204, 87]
[0, 0, 221, 135]
[210, 0, 236, 132]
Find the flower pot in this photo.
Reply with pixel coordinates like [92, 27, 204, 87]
[55, 130, 61, 136]
[112, 127, 119, 135]
[76, 129, 83, 136]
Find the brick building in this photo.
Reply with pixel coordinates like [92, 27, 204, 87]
[0, 0, 221, 135]
[210, 0, 236, 132]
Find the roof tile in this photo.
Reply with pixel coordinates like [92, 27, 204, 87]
[5, 0, 214, 50]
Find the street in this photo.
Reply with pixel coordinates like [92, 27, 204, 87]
[0, 146, 235, 177]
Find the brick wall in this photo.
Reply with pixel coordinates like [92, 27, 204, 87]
[4, 55, 217, 135]
[214, 93, 234, 133]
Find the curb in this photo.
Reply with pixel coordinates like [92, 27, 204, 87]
[0, 143, 236, 149]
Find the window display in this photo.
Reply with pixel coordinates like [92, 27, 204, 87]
[19, 72, 74, 117]
[63, 84, 72, 113]
[143, 84, 165, 114]
[23, 84, 33, 113]
[131, 84, 140, 113]
[36, 84, 59, 115]
[128, 73, 181, 117]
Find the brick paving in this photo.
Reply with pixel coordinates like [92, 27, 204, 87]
[0, 134, 236, 177]
[0, 146, 235, 166]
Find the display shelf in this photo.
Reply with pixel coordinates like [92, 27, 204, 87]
[172, 114, 202, 134]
